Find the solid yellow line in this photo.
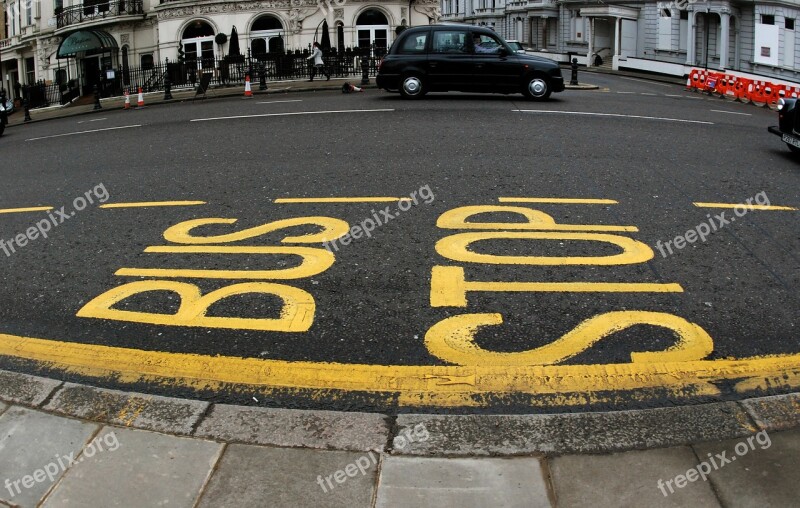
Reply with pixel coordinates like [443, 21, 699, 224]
[693, 202, 797, 211]
[0, 206, 53, 214]
[469, 282, 684, 292]
[499, 198, 618, 204]
[99, 201, 206, 209]
[275, 197, 411, 203]
[0, 331, 799, 407]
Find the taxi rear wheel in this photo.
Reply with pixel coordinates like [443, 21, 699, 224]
[400, 74, 427, 99]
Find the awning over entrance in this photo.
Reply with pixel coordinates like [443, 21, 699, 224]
[57, 30, 119, 58]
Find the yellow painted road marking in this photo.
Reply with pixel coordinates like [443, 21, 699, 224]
[100, 201, 206, 209]
[0, 206, 53, 214]
[77, 280, 314, 332]
[1, 330, 799, 407]
[499, 198, 618, 204]
[431, 266, 683, 307]
[693, 202, 797, 211]
[436, 232, 654, 266]
[437, 205, 636, 232]
[121, 246, 336, 279]
[424, 311, 713, 365]
[275, 197, 411, 203]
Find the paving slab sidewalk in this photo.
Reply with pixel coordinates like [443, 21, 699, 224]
[0, 401, 798, 508]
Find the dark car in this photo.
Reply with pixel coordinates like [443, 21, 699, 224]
[768, 98, 800, 154]
[376, 25, 564, 100]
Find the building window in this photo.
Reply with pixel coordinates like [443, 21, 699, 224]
[25, 57, 35, 83]
[787, 18, 795, 30]
[140, 54, 154, 70]
[250, 15, 284, 55]
[356, 9, 390, 51]
[762, 15, 775, 25]
[658, 8, 673, 50]
[571, 12, 584, 41]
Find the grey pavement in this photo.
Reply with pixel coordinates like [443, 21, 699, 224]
[0, 397, 797, 507]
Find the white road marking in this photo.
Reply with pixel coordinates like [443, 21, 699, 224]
[77, 118, 107, 124]
[710, 109, 751, 116]
[640, 92, 657, 96]
[190, 109, 394, 122]
[256, 99, 303, 104]
[665, 94, 683, 97]
[25, 124, 142, 141]
[514, 110, 714, 125]
[684, 96, 703, 99]
[617, 76, 672, 87]
[616, 91, 636, 94]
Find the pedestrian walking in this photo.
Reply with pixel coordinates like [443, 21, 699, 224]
[307, 42, 330, 82]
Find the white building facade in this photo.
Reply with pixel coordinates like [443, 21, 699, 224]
[441, 0, 800, 83]
[1, 0, 441, 98]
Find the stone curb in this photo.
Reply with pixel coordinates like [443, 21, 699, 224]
[3, 79, 379, 127]
[0, 369, 797, 456]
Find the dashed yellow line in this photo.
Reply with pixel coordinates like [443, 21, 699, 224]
[0, 206, 53, 214]
[693, 202, 797, 211]
[0, 330, 798, 407]
[499, 198, 618, 204]
[99, 201, 206, 209]
[275, 197, 412, 203]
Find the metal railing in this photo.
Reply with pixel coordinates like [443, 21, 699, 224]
[56, 0, 144, 29]
[112, 47, 385, 96]
[19, 80, 80, 109]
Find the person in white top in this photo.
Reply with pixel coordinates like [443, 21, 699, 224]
[307, 42, 331, 81]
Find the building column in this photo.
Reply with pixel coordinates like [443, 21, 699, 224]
[614, 17, 621, 56]
[587, 17, 594, 65]
[719, 11, 730, 70]
[686, 11, 695, 66]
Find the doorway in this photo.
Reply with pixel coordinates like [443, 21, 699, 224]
[82, 57, 101, 94]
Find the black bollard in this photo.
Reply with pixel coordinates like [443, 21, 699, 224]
[259, 64, 267, 91]
[164, 64, 173, 101]
[360, 56, 369, 86]
[93, 85, 102, 110]
[0, 90, 7, 126]
[24, 97, 32, 121]
[570, 58, 579, 86]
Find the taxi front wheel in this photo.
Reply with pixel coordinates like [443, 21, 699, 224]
[524, 75, 551, 101]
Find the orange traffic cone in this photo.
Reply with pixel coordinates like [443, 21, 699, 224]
[123, 90, 130, 110]
[244, 75, 253, 97]
[137, 87, 144, 108]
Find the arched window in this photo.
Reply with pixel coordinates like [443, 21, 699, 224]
[182, 20, 215, 69]
[356, 9, 390, 51]
[251, 15, 284, 55]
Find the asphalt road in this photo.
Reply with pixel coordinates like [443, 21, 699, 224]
[0, 73, 797, 413]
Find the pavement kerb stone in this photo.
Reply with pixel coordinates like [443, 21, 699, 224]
[0, 369, 796, 456]
[2, 79, 378, 127]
